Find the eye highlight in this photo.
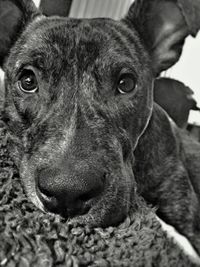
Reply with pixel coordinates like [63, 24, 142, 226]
[117, 73, 137, 94]
[17, 69, 38, 93]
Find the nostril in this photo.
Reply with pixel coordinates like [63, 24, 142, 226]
[101, 173, 107, 184]
[38, 184, 53, 198]
[79, 193, 93, 202]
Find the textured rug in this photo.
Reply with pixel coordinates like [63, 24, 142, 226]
[0, 121, 199, 267]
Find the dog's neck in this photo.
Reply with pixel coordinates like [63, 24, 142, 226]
[134, 103, 181, 202]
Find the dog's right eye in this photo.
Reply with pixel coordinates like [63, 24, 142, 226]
[18, 70, 38, 93]
[117, 73, 137, 95]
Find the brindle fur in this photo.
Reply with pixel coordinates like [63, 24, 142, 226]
[0, 0, 200, 254]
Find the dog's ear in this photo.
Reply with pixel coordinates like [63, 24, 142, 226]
[0, 0, 41, 68]
[123, 0, 190, 76]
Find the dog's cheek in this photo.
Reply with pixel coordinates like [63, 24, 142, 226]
[4, 84, 38, 127]
[112, 154, 137, 219]
[104, 166, 136, 226]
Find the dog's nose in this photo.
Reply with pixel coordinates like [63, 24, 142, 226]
[37, 167, 105, 217]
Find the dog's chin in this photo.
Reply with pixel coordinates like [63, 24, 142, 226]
[69, 208, 127, 228]
[55, 205, 128, 228]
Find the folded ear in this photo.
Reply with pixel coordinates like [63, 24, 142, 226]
[123, 0, 191, 76]
[0, 0, 41, 68]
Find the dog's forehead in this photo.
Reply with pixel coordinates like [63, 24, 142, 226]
[28, 16, 132, 47]
[29, 17, 110, 48]
[11, 17, 142, 73]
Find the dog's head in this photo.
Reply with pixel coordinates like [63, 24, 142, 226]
[0, 0, 189, 226]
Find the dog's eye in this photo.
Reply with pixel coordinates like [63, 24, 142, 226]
[18, 70, 38, 93]
[117, 74, 137, 94]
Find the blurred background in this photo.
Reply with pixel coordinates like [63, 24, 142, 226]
[0, 0, 200, 131]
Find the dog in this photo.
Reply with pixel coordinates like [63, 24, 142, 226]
[1, 0, 200, 254]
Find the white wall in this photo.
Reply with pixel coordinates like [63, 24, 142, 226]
[33, 0, 41, 8]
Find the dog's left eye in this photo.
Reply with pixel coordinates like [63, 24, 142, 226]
[117, 74, 137, 94]
[18, 70, 38, 93]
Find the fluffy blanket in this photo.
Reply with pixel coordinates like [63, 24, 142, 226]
[0, 120, 198, 267]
